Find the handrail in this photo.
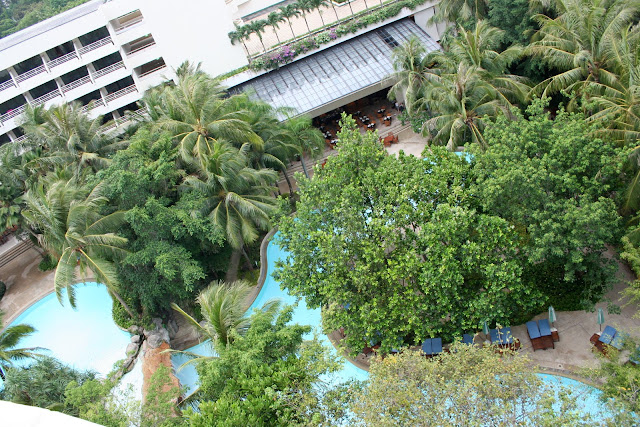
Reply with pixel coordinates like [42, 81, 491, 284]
[13, 135, 28, 143]
[92, 61, 125, 79]
[31, 89, 61, 106]
[114, 16, 143, 33]
[47, 51, 78, 68]
[15, 64, 47, 83]
[0, 104, 27, 123]
[0, 79, 16, 92]
[127, 40, 156, 56]
[80, 99, 105, 113]
[139, 64, 166, 78]
[78, 36, 113, 55]
[104, 84, 137, 103]
[61, 75, 91, 93]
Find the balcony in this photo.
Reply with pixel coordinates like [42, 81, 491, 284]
[127, 39, 156, 57]
[0, 80, 16, 93]
[61, 75, 92, 94]
[0, 104, 27, 124]
[31, 89, 62, 107]
[78, 36, 114, 56]
[80, 98, 105, 113]
[47, 51, 79, 69]
[92, 61, 125, 80]
[114, 15, 143, 34]
[139, 62, 166, 79]
[15, 65, 47, 84]
[104, 85, 138, 104]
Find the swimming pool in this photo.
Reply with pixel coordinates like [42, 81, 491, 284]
[3, 283, 135, 379]
[173, 235, 612, 421]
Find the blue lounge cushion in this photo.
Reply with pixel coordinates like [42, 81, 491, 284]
[462, 334, 474, 345]
[501, 327, 514, 344]
[422, 339, 432, 355]
[611, 332, 628, 350]
[489, 329, 499, 344]
[599, 326, 617, 345]
[432, 337, 442, 354]
[630, 346, 640, 365]
[538, 319, 552, 336]
[526, 321, 541, 339]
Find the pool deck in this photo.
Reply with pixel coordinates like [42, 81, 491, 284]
[3, 140, 640, 378]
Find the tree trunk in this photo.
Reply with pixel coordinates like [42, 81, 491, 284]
[273, 28, 281, 44]
[303, 14, 311, 33]
[287, 18, 295, 38]
[330, 2, 340, 22]
[363, 0, 369, 10]
[348, 1, 355, 16]
[241, 246, 254, 271]
[109, 289, 137, 319]
[319, 10, 325, 26]
[225, 249, 242, 282]
[300, 156, 310, 178]
[282, 168, 294, 194]
[258, 35, 266, 52]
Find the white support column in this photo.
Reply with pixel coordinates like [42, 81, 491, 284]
[23, 91, 35, 105]
[72, 38, 83, 56]
[86, 63, 98, 83]
[39, 53, 51, 73]
[99, 87, 109, 105]
[7, 67, 20, 87]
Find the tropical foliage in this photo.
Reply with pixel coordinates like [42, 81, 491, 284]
[0, 310, 41, 381]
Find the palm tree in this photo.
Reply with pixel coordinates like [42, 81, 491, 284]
[282, 114, 325, 178]
[148, 72, 262, 172]
[20, 103, 126, 176]
[310, 0, 329, 27]
[247, 20, 268, 53]
[416, 63, 516, 150]
[266, 12, 284, 45]
[429, 0, 488, 24]
[0, 310, 43, 380]
[296, 0, 314, 33]
[389, 37, 433, 115]
[21, 179, 135, 318]
[182, 143, 278, 279]
[170, 281, 280, 368]
[279, 4, 301, 38]
[228, 27, 251, 57]
[527, 0, 640, 98]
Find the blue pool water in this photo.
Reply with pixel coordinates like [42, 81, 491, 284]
[5, 283, 132, 376]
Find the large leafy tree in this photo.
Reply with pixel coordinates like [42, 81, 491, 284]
[471, 99, 623, 309]
[185, 305, 342, 426]
[527, 0, 640, 98]
[0, 310, 42, 381]
[276, 115, 542, 353]
[21, 178, 134, 317]
[354, 344, 600, 425]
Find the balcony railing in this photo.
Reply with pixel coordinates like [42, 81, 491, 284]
[47, 51, 79, 69]
[101, 121, 118, 132]
[80, 98, 105, 113]
[12, 134, 29, 144]
[15, 64, 47, 83]
[0, 104, 27, 123]
[92, 61, 125, 80]
[78, 36, 113, 56]
[61, 75, 92, 93]
[139, 63, 166, 78]
[104, 84, 138, 103]
[127, 40, 156, 56]
[31, 89, 62, 107]
[0, 79, 16, 92]
[114, 16, 143, 33]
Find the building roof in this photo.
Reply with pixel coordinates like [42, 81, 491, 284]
[0, 0, 102, 53]
[230, 19, 439, 118]
[0, 401, 103, 426]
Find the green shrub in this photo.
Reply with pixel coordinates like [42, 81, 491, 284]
[38, 254, 58, 271]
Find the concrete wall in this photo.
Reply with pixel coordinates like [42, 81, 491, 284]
[413, 3, 446, 41]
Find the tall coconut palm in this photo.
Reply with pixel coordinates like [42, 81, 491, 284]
[182, 143, 278, 279]
[148, 72, 262, 172]
[228, 27, 251, 57]
[416, 63, 516, 150]
[527, 0, 640, 98]
[20, 103, 126, 176]
[430, 0, 488, 24]
[310, 0, 329, 26]
[21, 179, 134, 317]
[296, 0, 314, 33]
[0, 311, 43, 381]
[266, 12, 284, 45]
[279, 4, 301, 38]
[388, 37, 433, 114]
[282, 114, 325, 178]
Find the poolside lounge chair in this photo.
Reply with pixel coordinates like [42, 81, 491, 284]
[526, 321, 546, 351]
[462, 334, 474, 345]
[422, 338, 443, 357]
[537, 318, 555, 350]
[630, 347, 640, 365]
[490, 327, 521, 351]
[591, 325, 623, 354]
[539, 318, 559, 342]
